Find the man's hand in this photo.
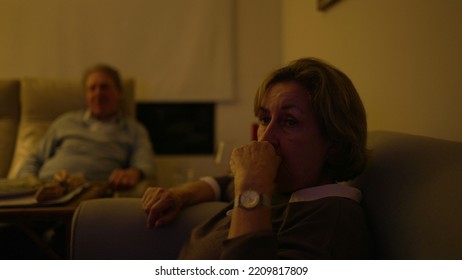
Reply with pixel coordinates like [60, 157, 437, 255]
[54, 170, 70, 183]
[109, 168, 142, 190]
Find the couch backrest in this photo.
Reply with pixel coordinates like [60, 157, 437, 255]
[354, 131, 462, 259]
[0, 80, 20, 177]
[6, 78, 135, 178]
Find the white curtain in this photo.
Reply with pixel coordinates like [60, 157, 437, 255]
[0, 0, 234, 101]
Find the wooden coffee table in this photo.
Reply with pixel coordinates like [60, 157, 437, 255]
[0, 182, 109, 259]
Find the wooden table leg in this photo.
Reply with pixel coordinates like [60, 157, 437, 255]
[16, 222, 62, 259]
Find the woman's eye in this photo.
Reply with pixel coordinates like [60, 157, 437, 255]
[258, 116, 271, 125]
[284, 118, 298, 127]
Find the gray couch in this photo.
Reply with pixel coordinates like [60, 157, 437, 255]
[70, 131, 462, 259]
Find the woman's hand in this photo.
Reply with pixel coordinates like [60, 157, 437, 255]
[141, 187, 183, 228]
[230, 141, 281, 193]
[227, 141, 281, 239]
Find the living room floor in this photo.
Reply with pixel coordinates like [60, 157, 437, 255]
[0, 223, 66, 260]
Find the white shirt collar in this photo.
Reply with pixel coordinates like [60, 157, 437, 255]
[83, 109, 121, 124]
[289, 184, 362, 203]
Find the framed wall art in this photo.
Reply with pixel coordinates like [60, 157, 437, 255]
[318, 0, 340, 11]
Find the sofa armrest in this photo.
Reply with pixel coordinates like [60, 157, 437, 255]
[355, 131, 462, 259]
[112, 180, 151, 198]
[70, 198, 227, 259]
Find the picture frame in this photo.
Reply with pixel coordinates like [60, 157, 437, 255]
[318, 0, 340, 11]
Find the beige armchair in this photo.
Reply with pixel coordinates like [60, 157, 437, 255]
[0, 79, 20, 178]
[0, 78, 148, 196]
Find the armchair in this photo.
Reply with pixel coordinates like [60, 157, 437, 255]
[0, 78, 147, 196]
[70, 131, 462, 259]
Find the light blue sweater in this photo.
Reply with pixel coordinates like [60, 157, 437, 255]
[18, 110, 156, 181]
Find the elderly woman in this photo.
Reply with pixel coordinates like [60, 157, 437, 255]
[142, 57, 369, 259]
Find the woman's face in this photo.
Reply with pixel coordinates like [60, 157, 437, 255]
[257, 81, 332, 191]
[85, 71, 122, 120]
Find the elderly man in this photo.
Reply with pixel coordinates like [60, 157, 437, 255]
[17, 64, 156, 189]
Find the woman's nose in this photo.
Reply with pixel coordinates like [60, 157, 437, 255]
[258, 122, 279, 148]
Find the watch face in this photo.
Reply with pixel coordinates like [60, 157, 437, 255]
[240, 190, 260, 208]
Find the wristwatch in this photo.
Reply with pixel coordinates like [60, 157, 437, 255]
[235, 190, 271, 209]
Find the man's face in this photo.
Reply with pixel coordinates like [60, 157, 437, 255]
[85, 71, 122, 120]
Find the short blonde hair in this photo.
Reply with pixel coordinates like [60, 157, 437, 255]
[254, 58, 367, 182]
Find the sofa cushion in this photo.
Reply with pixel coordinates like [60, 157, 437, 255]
[7, 78, 135, 178]
[355, 131, 462, 259]
[0, 80, 20, 178]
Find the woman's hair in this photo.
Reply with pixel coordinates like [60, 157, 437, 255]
[254, 57, 368, 182]
[82, 64, 123, 91]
